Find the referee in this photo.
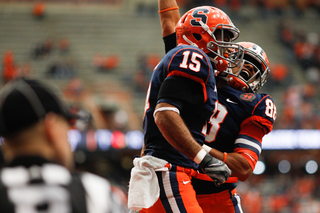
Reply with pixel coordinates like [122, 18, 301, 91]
[0, 78, 127, 213]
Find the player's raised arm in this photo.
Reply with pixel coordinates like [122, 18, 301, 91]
[158, 0, 180, 37]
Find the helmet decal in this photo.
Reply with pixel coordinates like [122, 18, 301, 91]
[190, 8, 209, 27]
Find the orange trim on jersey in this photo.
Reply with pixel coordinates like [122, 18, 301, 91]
[239, 119, 265, 142]
[252, 95, 269, 115]
[234, 148, 258, 170]
[168, 70, 207, 102]
[241, 115, 273, 135]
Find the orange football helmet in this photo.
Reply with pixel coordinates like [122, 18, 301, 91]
[220, 42, 270, 92]
[175, 6, 244, 74]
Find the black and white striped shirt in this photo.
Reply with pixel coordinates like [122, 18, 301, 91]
[0, 156, 127, 213]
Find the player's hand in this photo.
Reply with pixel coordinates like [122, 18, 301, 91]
[211, 56, 228, 76]
[199, 153, 231, 187]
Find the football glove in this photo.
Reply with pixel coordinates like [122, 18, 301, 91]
[199, 153, 232, 187]
[210, 56, 229, 77]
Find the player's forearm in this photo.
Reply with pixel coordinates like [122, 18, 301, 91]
[154, 103, 202, 161]
[207, 148, 252, 181]
[158, 0, 180, 37]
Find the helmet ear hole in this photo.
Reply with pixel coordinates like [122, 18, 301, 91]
[193, 33, 202, 41]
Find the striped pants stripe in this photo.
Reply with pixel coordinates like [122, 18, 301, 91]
[140, 167, 203, 213]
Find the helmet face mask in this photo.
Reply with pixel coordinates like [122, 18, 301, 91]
[219, 42, 270, 92]
[175, 6, 244, 69]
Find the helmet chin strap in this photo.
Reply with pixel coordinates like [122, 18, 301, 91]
[182, 35, 198, 47]
[199, 20, 212, 35]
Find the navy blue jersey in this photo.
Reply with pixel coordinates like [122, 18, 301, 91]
[192, 86, 276, 194]
[143, 45, 218, 170]
[163, 33, 276, 194]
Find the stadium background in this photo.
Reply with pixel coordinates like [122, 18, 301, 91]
[0, 0, 320, 212]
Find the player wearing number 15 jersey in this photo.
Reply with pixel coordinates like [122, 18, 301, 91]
[128, 6, 244, 213]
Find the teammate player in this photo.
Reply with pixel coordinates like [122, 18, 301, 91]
[128, 5, 244, 213]
[157, 1, 276, 212]
[0, 77, 126, 213]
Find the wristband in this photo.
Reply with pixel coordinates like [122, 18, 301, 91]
[223, 152, 228, 163]
[202, 144, 212, 153]
[153, 107, 180, 118]
[159, 6, 179, 13]
[194, 149, 207, 164]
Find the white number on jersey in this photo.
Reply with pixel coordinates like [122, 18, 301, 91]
[179, 51, 203, 72]
[203, 102, 228, 143]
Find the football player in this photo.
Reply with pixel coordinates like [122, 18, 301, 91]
[128, 5, 243, 213]
[154, 0, 277, 212]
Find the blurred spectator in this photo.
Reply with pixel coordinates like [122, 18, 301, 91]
[241, 190, 263, 213]
[137, 53, 160, 76]
[229, 0, 242, 21]
[305, 67, 320, 84]
[275, 82, 320, 129]
[313, 45, 320, 68]
[292, 0, 309, 17]
[32, 38, 54, 59]
[63, 77, 85, 104]
[47, 58, 77, 79]
[133, 70, 148, 95]
[1, 50, 18, 84]
[268, 63, 291, 88]
[238, 174, 320, 213]
[146, 53, 161, 71]
[92, 54, 120, 72]
[58, 37, 71, 55]
[32, 2, 46, 20]
[93, 95, 128, 131]
[132, 53, 160, 96]
[271, 0, 289, 17]
[18, 61, 32, 78]
[278, 23, 320, 72]
[279, 21, 295, 48]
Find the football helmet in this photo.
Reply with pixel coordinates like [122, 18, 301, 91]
[219, 42, 270, 92]
[175, 6, 244, 74]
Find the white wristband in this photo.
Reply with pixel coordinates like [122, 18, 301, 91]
[202, 144, 212, 153]
[153, 107, 180, 118]
[194, 149, 207, 164]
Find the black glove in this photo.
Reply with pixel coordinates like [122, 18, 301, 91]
[199, 153, 232, 187]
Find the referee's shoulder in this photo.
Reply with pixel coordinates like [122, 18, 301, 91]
[76, 171, 112, 192]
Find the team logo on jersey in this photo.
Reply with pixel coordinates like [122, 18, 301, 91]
[240, 93, 256, 102]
